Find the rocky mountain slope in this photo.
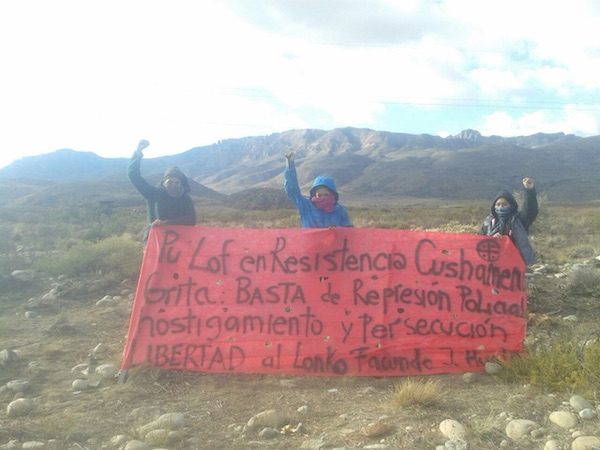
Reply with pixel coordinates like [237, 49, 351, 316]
[1, 128, 599, 204]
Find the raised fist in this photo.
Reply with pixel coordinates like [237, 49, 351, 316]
[137, 139, 150, 153]
[522, 177, 535, 189]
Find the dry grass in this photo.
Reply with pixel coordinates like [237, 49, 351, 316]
[566, 265, 600, 294]
[390, 377, 444, 407]
[497, 332, 600, 396]
[2, 200, 600, 449]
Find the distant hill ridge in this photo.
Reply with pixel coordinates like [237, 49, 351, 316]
[1, 127, 599, 203]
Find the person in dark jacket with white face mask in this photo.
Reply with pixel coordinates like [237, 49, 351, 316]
[128, 139, 196, 242]
[480, 177, 538, 265]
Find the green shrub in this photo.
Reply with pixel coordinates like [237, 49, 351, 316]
[498, 334, 600, 395]
[567, 265, 600, 294]
[582, 209, 600, 231]
[32, 234, 142, 279]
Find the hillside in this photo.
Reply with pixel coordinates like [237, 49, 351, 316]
[2, 203, 600, 450]
[1, 128, 599, 204]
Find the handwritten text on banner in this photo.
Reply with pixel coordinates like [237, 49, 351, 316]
[121, 226, 526, 376]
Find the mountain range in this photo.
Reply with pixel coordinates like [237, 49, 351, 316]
[1, 127, 600, 207]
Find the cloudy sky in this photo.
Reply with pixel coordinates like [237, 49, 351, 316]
[1, 0, 599, 169]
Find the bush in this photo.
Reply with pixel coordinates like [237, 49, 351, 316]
[390, 378, 443, 407]
[498, 333, 600, 395]
[32, 234, 142, 279]
[567, 265, 600, 294]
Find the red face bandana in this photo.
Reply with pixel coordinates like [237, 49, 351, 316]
[311, 195, 336, 212]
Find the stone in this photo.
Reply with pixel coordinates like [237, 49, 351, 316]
[278, 379, 296, 388]
[444, 438, 468, 450]
[95, 363, 118, 380]
[41, 291, 57, 301]
[71, 379, 89, 391]
[258, 427, 280, 439]
[71, 363, 88, 374]
[572, 436, 600, 450]
[152, 412, 185, 429]
[0, 349, 18, 366]
[5, 379, 30, 393]
[144, 429, 171, 446]
[543, 439, 560, 450]
[21, 443, 45, 449]
[505, 419, 538, 440]
[245, 409, 290, 432]
[578, 408, 597, 420]
[0, 439, 20, 449]
[92, 343, 107, 355]
[6, 398, 33, 417]
[439, 419, 467, 440]
[124, 441, 150, 450]
[485, 361, 502, 374]
[137, 412, 185, 437]
[11, 270, 35, 282]
[462, 372, 478, 383]
[96, 298, 116, 306]
[549, 410, 577, 429]
[569, 395, 594, 412]
[110, 435, 128, 446]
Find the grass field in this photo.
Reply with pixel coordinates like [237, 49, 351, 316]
[1, 199, 600, 449]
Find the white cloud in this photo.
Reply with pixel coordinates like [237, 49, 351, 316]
[1, 0, 600, 169]
[481, 108, 600, 137]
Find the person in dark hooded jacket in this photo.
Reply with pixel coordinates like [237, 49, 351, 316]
[128, 139, 196, 241]
[480, 177, 538, 265]
[284, 151, 352, 228]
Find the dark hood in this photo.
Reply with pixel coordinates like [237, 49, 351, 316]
[161, 166, 191, 194]
[491, 189, 519, 218]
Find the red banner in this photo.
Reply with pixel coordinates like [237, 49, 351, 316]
[121, 226, 526, 376]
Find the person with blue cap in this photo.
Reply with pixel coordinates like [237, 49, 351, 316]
[284, 151, 352, 228]
[480, 177, 538, 265]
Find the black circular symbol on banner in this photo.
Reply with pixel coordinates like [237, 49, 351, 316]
[477, 239, 501, 262]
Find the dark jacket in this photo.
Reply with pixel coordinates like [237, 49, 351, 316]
[128, 151, 196, 240]
[480, 187, 538, 265]
[284, 161, 352, 228]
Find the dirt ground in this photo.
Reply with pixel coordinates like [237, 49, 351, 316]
[1, 270, 599, 450]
